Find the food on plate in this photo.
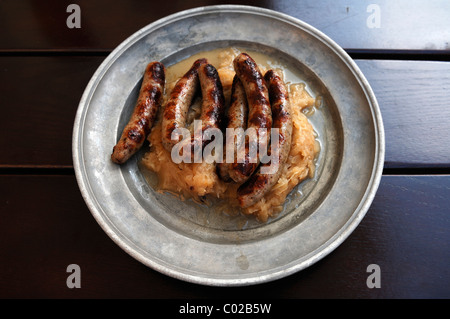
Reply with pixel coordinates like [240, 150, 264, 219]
[161, 58, 207, 152]
[135, 48, 318, 222]
[111, 61, 165, 164]
[220, 53, 272, 183]
[237, 69, 293, 208]
[216, 75, 248, 182]
[175, 61, 225, 161]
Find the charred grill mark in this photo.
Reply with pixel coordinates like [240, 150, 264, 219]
[247, 93, 271, 120]
[237, 174, 268, 197]
[148, 88, 162, 116]
[163, 100, 177, 121]
[149, 62, 165, 84]
[248, 111, 271, 128]
[205, 105, 221, 123]
[169, 74, 198, 101]
[272, 106, 290, 122]
[235, 53, 262, 80]
[194, 58, 208, 67]
[267, 86, 283, 105]
[137, 116, 150, 134]
[168, 81, 185, 99]
[180, 58, 207, 81]
[211, 84, 225, 105]
[203, 63, 218, 79]
[233, 161, 257, 177]
[229, 75, 240, 105]
[165, 121, 177, 139]
[150, 85, 162, 101]
[127, 128, 144, 143]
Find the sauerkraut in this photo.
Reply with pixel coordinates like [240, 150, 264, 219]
[140, 48, 318, 222]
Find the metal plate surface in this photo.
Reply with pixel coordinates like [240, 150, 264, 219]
[72, 5, 384, 286]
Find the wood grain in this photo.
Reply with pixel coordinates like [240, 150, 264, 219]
[356, 60, 450, 168]
[0, 0, 449, 52]
[1, 57, 449, 169]
[1, 0, 448, 303]
[0, 56, 104, 168]
[0, 175, 448, 298]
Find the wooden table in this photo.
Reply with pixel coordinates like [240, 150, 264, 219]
[1, 0, 449, 301]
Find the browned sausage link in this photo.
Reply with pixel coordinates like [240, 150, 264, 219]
[111, 61, 165, 164]
[182, 62, 225, 159]
[237, 70, 293, 208]
[161, 58, 208, 152]
[217, 75, 248, 181]
[226, 75, 248, 130]
[230, 53, 272, 183]
[198, 63, 226, 135]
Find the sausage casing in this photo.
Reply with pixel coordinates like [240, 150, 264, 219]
[228, 53, 272, 182]
[111, 61, 165, 164]
[217, 75, 248, 181]
[237, 69, 293, 208]
[161, 58, 208, 152]
[180, 62, 225, 159]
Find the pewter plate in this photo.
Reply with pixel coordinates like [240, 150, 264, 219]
[72, 5, 384, 286]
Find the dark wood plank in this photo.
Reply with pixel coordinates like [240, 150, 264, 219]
[0, 0, 449, 52]
[356, 60, 450, 168]
[1, 57, 449, 168]
[0, 56, 104, 168]
[0, 175, 449, 298]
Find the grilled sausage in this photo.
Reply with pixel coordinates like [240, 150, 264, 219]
[237, 69, 293, 208]
[228, 53, 272, 182]
[217, 75, 248, 182]
[111, 61, 165, 164]
[178, 62, 225, 160]
[199, 62, 226, 137]
[161, 58, 208, 152]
